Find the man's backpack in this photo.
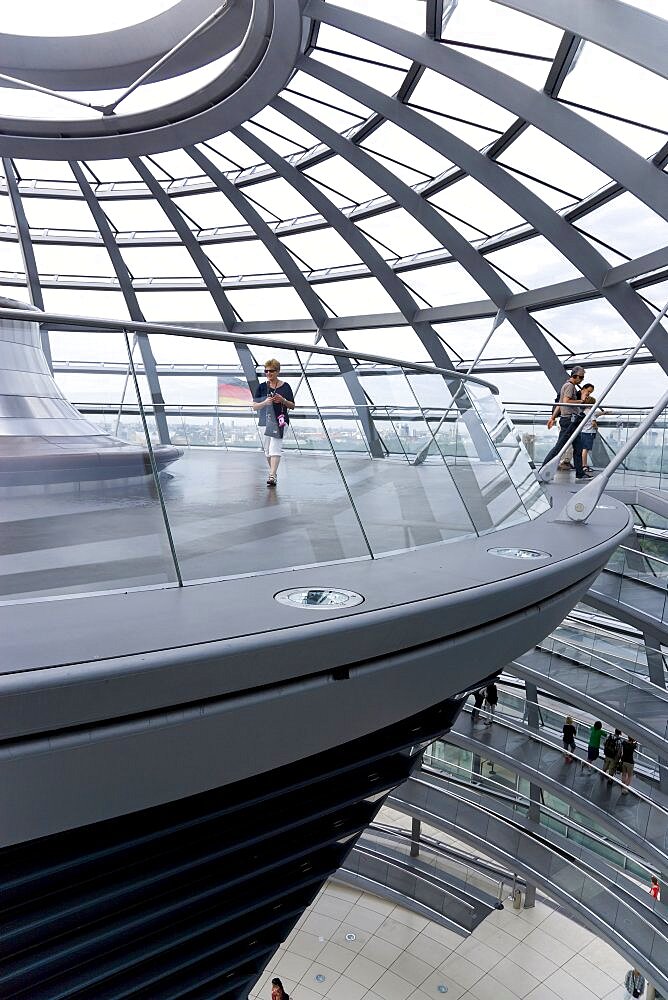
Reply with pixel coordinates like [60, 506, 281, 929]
[604, 734, 619, 757]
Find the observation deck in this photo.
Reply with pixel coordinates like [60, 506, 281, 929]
[0, 307, 632, 999]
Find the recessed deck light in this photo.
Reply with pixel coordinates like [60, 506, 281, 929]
[275, 588, 364, 609]
[488, 547, 550, 560]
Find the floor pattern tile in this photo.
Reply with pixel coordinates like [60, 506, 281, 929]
[249, 880, 632, 1000]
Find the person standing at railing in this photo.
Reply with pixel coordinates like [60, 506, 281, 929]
[649, 875, 661, 901]
[579, 383, 604, 475]
[471, 687, 485, 724]
[583, 719, 605, 771]
[624, 967, 645, 997]
[540, 366, 586, 479]
[252, 359, 295, 488]
[483, 682, 498, 726]
[562, 715, 577, 762]
[620, 735, 638, 795]
[602, 728, 623, 783]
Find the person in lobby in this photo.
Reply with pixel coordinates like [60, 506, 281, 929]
[541, 366, 587, 479]
[271, 977, 289, 999]
[252, 359, 295, 488]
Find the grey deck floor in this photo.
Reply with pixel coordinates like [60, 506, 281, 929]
[0, 449, 528, 603]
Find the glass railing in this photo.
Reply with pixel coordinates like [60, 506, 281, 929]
[597, 545, 668, 627]
[412, 767, 668, 969]
[422, 747, 655, 884]
[0, 307, 551, 604]
[554, 615, 666, 684]
[513, 626, 668, 746]
[428, 696, 668, 851]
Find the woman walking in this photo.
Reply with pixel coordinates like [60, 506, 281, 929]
[252, 359, 295, 488]
[271, 977, 289, 999]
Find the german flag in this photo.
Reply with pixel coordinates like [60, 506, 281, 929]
[217, 377, 253, 406]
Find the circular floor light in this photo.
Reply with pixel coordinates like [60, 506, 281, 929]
[275, 587, 364, 609]
[488, 547, 550, 560]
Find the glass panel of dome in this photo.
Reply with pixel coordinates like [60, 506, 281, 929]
[149, 150, 206, 180]
[0, 241, 28, 272]
[428, 177, 525, 235]
[279, 230, 363, 270]
[3, 2, 181, 34]
[243, 123, 305, 159]
[204, 134, 262, 170]
[358, 208, 442, 257]
[443, 0, 562, 57]
[33, 245, 118, 278]
[41, 288, 130, 320]
[495, 166, 577, 212]
[433, 318, 500, 359]
[559, 42, 668, 136]
[240, 178, 322, 222]
[147, 334, 240, 367]
[21, 197, 98, 231]
[486, 236, 582, 288]
[304, 156, 387, 205]
[360, 121, 455, 180]
[407, 99, 503, 149]
[170, 191, 248, 230]
[536, 299, 644, 354]
[12, 161, 76, 184]
[400, 262, 489, 307]
[581, 193, 668, 261]
[50, 327, 129, 365]
[496, 127, 612, 204]
[281, 90, 367, 135]
[309, 45, 411, 96]
[312, 276, 399, 316]
[339, 327, 433, 364]
[120, 246, 204, 280]
[136, 291, 222, 323]
[82, 160, 143, 184]
[0, 198, 14, 227]
[100, 198, 175, 234]
[409, 68, 516, 135]
[226, 286, 312, 322]
[202, 241, 283, 278]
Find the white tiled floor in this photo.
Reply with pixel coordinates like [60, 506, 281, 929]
[249, 882, 633, 1000]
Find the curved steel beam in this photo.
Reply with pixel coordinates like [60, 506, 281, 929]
[70, 160, 171, 444]
[307, 1, 668, 227]
[495, 0, 668, 82]
[186, 143, 384, 455]
[299, 57, 668, 377]
[233, 124, 458, 374]
[0, 0, 300, 161]
[130, 157, 258, 390]
[272, 93, 565, 388]
[2, 158, 51, 370]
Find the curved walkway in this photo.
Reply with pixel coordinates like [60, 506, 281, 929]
[340, 826, 500, 936]
[389, 770, 668, 995]
[445, 710, 668, 871]
[509, 643, 668, 756]
[586, 565, 668, 638]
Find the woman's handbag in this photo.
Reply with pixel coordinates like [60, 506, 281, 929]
[264, 402, 284, 439]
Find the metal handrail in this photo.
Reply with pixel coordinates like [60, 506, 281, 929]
[0, 304, 500, 393]
[421, 759, 657, 875]
[616, 544, 668, 571]
[460, 701, 668, 818]
[535, 631, 668, 696]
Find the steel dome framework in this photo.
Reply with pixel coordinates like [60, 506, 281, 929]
[0, 0, 665, 401]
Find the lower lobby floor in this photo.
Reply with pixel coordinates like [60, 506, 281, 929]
[253, 877, 636, 1000]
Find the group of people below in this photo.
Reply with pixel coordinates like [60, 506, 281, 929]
[562, 718, 638, 793]
[540, 365, 604, 479]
